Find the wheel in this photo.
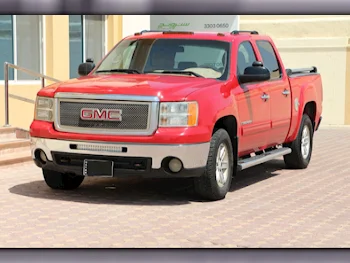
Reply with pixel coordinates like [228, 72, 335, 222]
[194, 129, 234, 201]
[43, 169, 85, 190]
[283, 114, 314, 169]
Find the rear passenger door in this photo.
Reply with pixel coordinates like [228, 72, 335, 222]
[235, 41, 271, 154]
[255, 40, 292, 145]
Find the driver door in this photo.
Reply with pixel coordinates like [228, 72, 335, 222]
[235, 41, 272, 155]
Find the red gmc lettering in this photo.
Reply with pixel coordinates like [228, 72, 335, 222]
[81, 109, 93, 119]
[94, 109, 107, 120]
[108, 110, 122, 121]
[80, 108, 122, 121]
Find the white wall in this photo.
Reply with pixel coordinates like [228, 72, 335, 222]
[275, 38, 348, 125]
[122, 15, 240, 38]
[150, 15, 239, 32]
[122, 15, 150, 38]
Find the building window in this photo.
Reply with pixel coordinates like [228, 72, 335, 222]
[0, 15, 43, 81]
[69, 15, 83, 80]
[69, 15, 106, 79]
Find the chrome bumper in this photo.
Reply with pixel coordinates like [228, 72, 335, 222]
[30, 137, 210, 169]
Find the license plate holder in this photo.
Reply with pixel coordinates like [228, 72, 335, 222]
[83, 159, 114, 177]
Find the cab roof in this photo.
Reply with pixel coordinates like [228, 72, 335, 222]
[125, 30, 270, 42]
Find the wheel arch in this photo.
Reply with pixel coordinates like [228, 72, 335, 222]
[213, 115, 238, 176]
[303, 101, 317, 131]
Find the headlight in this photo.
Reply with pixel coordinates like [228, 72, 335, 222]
[34, 96, 54, 122]
[159, 101, 198, 127]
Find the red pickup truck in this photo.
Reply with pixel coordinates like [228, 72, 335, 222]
[30, 30, 323, 201]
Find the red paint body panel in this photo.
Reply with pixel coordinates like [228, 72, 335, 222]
[30, 121, 212, 144]
[37, 74, 220, 102]
[30, 32, 323, 158]
[285, 74, 323, 143]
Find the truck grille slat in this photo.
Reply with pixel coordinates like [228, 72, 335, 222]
[59, 101, 149, 130]
[55, 98, 156, 135]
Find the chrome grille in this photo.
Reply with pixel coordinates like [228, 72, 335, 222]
[56, 99, 154, 134]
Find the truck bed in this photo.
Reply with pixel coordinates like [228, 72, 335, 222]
[287, 66, 323, 105]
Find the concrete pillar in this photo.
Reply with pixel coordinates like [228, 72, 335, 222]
[45, 15, 70, 83]
[107, 15, 123, 51]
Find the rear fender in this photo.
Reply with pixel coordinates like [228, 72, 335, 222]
[286, 80, 320, 143]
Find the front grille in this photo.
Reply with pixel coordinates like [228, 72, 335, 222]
[57, 100, 150, 131]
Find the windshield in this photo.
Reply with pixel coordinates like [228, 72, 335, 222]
[94, 38, 230, 80]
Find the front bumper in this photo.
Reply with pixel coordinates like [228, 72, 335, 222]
[30, 137, 210, 178]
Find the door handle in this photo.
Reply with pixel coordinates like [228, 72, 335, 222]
[261, 93, 270, 101]
[282, 89, 290, 96]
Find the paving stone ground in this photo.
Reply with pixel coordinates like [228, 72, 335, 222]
[0, 127, 349, 248]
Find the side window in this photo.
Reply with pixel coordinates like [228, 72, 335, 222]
[256, 41, 281, 79]
[237, 42, 257, 75]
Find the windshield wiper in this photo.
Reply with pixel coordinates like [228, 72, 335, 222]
[145, 70, 203, 78]
[96, 69, 203, 77]
[95, 69, 141, 74]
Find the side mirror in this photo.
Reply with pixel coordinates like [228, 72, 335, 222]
[252, 61, 263, 67]
[78, 58, 95, 77]
[238, 61, 270, 84]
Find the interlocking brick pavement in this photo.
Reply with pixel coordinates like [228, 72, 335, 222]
[0, 127, 349, 248]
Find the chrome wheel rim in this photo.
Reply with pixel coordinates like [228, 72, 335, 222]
[301, 125, 311, 159]
[215, 143, 230, 188]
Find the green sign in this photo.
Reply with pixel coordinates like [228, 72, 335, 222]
[157, 22, 190, 30]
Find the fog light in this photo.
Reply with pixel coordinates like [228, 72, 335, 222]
[168, 158, 183, 173]
[39, 150, 47, 163]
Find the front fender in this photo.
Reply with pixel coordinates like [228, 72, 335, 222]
[186, 84, 240, 136]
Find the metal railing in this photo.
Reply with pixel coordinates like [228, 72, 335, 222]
[3, 62, 61, 127]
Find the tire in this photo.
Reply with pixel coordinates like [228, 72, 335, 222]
[43, 169, 85, 190]
[283, 114, 314, 169]
[194, 129, 234, 201]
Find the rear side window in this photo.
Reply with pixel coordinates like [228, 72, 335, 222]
[237, 41, 257, 75]
[256, 40, 282, 79]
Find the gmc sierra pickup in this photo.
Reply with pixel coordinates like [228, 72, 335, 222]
[30, 30, 323, 201]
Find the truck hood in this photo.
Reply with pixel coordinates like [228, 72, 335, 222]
[39, 74, 220, 101]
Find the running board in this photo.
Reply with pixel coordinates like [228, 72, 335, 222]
[237, 147, 292, 171]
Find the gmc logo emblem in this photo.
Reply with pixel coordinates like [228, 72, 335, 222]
[80, 108, 122, 121]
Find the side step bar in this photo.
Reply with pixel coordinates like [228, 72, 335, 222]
[237, 147, 292, 171]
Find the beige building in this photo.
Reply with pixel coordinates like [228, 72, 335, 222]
[0, 15, 349, 130]
[0, 15, 123, 130]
